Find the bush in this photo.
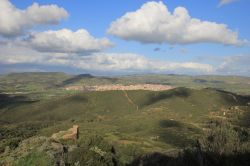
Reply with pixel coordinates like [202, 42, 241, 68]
[14, 151, 54, 166]
[66, 135, 119, 166]
[200, 121, 240, 155]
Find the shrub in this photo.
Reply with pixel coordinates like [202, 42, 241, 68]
[14, 151, 54, 166]
[65, 135, 119, 166]
[200, 121, 240, 155]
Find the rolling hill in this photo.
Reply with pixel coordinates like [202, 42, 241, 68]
[1, 72, 250, 95]
[0, 73, 250, 165]
[1, 88, 249, 151]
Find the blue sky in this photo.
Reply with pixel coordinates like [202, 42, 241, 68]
[0, 0, 249, 75]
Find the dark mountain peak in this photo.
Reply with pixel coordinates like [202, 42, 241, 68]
[62, 74, 95, 85]
[77, 74, 94, 78]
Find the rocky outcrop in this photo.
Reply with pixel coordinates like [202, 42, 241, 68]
[51, 125, 79, 141]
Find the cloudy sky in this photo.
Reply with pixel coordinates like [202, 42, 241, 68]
[0, 0, 249, 76]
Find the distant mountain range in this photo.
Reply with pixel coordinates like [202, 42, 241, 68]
[1, 72, 250, 95]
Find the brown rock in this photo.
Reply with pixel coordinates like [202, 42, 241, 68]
[51, 125, 79, 141]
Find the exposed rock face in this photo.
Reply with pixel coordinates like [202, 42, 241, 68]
[65, 84, 173, 91]
[51, 125, 79, 141]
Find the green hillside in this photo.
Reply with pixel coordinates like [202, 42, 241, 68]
[1, 88, 247, 123]
[1, 73, 250, 165]
[1, 88, 249, 153]
[0, 72, 70, 92]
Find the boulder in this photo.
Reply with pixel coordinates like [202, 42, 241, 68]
[51, 125, 79, 141]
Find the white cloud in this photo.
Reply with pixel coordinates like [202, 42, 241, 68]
[0, 43, 50, 64]
[0, 0, 68, 37]
[218, 0, 238, 6]
[0, 44, 213, 74]
[25, 29, 113, 53]
[108, 1, 243, 45]
[216, 55, 250, 75]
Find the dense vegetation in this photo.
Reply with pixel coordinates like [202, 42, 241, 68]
[0, 73, 250, 165]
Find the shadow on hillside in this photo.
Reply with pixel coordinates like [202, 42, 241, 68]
[157, 120, 195, 148]
[158, 131, 194, 148]
[157, 120, 203, 149]
[194, 79, 208, 83]
[211, 88, 250, 105]
[68, 95, 88, 102]
[239, 106, 250, 128]
[128, 151, 250, 166]
[0, 94, 35, 109]
[211, 89, 250, 128]
[193, 79, 224, 84]
[142, 88, 190, 107]
[159, 120, 183, 128]
[62, 74, 94, 85]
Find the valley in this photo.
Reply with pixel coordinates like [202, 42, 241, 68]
[0, 73, 250, 165]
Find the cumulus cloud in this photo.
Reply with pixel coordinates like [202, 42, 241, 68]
[67, 53, 213, 74]
[24, 29, 113, 53]
[108, 1, 244, 45]
[216, 55, 250, 75]
[0, 44, 213, 74]
[218, 0, 238, 6]
[0, 0, 68, 37]
[0, 43, 49, 64]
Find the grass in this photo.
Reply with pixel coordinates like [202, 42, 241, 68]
[0, 73, 249, 165]
[1, 87, 249, 155]
[14, 151, 54, 166]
